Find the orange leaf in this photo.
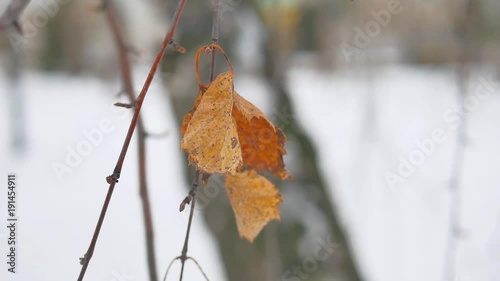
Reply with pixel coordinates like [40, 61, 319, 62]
[232, 92, 292, 180]
[225, 170, 283, 242]
[181, 45, 293, 243]
[180, 72, 243, 174]
[181, 71, 291, 179]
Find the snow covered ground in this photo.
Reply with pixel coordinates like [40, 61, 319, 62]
[0, 68, 227, 281]
[0, 63, 499, 281]
[287, 65, 500, 281]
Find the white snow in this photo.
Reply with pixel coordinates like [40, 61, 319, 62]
[0, 67, 227, 281]
[287, 64, 500, 281]
[1, 60, 500, 281]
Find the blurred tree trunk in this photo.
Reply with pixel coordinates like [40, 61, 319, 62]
[5, 42, 26, 152]
[260, 7, 363, 280]
[444, 1, 480, 280]
[261, 59, 364, 281]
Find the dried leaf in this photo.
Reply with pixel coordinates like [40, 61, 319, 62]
[180, 89, 203, 136]
[225, 170, 283, 242]
[232, 92, 291, 180]
[181, 71, 291, 180]
[181, 44, 293, 243]
[181, 72, 243, 174]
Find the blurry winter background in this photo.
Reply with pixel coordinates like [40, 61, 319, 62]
[0, 0, 500, 281]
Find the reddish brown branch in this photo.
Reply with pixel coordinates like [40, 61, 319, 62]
[77, 0, 188, 280]
[102, 1, 158, 281]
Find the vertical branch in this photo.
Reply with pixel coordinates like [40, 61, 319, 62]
[177, 1, 220, 280]
[444, 1, 476, 280]
[1, 0, 31, 152]
[5, 40, 26, 152]
[77, 0, 187, 280]
[178, 171, 200, 281]
[444, 61, 468, 281]
[209, 0, 219, 81]
[102, 1, 158, 281]
[211, 0, 220, 43]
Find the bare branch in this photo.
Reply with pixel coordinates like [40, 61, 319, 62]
[186, 257, 210, 281]
[163, 257, 181, 281]
[178, 171, 200, 280]
[101, 1, 159, 280]
[443, 1, 477, 280]
[114, 102, 135, 108]
[162, 256, 210, 281]
[209, 0, 220, 81]
[77, 0, 188, 280]
[176, 2, 221, 280]
[0, 0, 30, 33]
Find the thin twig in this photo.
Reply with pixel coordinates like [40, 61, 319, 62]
[444, 1, 475, 280]
[211, 0, 220, 43]
[162, 255, 209, 281]
[178, 171, 200, 280]
[102, 1, 158, 281]
[444, 64, 468, 281]
[77, 0, 188, 280]
[209, 0, 220, 81]
[175, 2, 221, 280]
[186, 257, 210, 281]
[114, 102, 135, 108]
[163, 257, 181, 281]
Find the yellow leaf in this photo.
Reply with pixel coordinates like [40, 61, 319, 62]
[225, 170, 283, 242]
[181, 44, 294, 243]
[180, 89, 203, 136]
[181, 72, 243, 174]
[180, 75, 291, 179]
